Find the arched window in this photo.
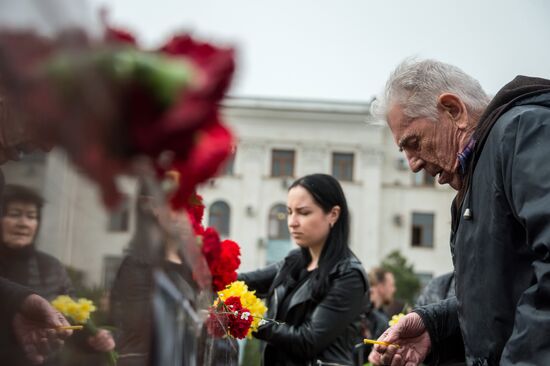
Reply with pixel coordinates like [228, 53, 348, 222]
[266, 204, 291, 265]
[208, 201, 230, 237]
[268, 204, 289, 240]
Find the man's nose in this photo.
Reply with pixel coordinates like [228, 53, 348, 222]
[405, 153, 425, 173]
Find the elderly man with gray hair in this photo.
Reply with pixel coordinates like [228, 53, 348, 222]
[369, 59, 550, 366]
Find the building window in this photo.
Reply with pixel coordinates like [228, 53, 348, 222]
[413, 171, 435, 186]
[411, 212, 434, 248]
[108, 196, 130, 232]
[222, 151, 235, 176]
[208, 201, 230, 237]
[103, 256, 123, 289]
[266, 204, 292, 265]
[271, 149, 295, 177]
[268, 204, 289, 240]
[332, 152, 354, 181]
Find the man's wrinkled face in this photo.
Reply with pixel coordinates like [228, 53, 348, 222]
[387, 104, 463, 190]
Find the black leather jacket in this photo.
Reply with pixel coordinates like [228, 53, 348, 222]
[239, 250, 368, 366]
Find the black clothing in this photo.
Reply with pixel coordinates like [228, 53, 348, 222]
[0, 278, 33, 363]
[0, 276, 33, 320]
[110, 255, 196, 366]
[366, 308, 389, 340]
[415, 272, 455, 308]
[0, 244, 75, 365]
[111, 254, 237, 366]
[415, 78, 550, 365]
[277, 268, 316, 321]
[239, 249, 368, 366]
[0, 244, 74, 300]
[355, 305, 389, 366]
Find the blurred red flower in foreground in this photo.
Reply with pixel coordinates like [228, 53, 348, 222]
[0, 28, 235, 210]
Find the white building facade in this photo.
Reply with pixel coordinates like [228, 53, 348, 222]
[2, 97, 455, 288]
[201, 97, 456, 281]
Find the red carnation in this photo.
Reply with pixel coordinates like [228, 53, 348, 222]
[187, 210, 205, 236]
[210, 239, 241, 291]
[223, 296, 253, 339]
[206, 305, 229, 338]
[187, 192, 205, 222]
[201, 227, 222, 266]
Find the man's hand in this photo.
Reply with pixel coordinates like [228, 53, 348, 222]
[88, 329, 115, 352]
[368, 312, 431, 366]
[13, 294, 73, 365]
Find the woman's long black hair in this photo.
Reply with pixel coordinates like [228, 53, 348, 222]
[272, 173, 351, 302]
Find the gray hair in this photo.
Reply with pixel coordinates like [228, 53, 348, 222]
[378, 58, 490, 122]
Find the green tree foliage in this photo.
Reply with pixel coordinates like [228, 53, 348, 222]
[381, 250, 421, 305]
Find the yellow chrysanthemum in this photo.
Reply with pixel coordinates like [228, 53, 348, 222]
[77, 298, 97, 313]
[389, 313, 405, 327]
[217, 281, 268, 336]
[51, 295, 74, 315]
[69, 299, 97, 324]
[50, 295, 97, 324]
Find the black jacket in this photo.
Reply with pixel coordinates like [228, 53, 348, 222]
[0, 278, 34, 363]
[0, 244, 74, 301]
[415, 81, 550, 365]
[415, 272, 455, 308]
[0, 244, 76, 365]
[239, 250, 368, 366]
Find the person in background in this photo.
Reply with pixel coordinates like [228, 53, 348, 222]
[0, 184, 114, 365]
[0, 264, 74, 364]
[239, 173, 369, 366]
[368, 267, 396, 319]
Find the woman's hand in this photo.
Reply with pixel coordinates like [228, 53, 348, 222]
[88, 329, 115, 352]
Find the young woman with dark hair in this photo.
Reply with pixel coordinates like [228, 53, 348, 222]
[239, 173, 369, 366]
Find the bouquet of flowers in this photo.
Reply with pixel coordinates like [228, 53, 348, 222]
[51, 295, 117, 366]
[206, 281, 268, 339]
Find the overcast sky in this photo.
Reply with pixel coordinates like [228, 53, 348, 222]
[89, 0, 550, 102]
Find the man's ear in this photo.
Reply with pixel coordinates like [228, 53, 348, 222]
[438, 93, 469, 129]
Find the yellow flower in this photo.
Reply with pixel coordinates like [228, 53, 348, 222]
[389, 313, 405, 327]
[51, 295, 74, 314]
[77, 298, 97, 313]
[216, 281, 268, 337]
[51, 295, 97, 324]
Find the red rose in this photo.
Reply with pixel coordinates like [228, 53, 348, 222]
[169, 120, 233, 209]
[0, 30, 235, 210]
